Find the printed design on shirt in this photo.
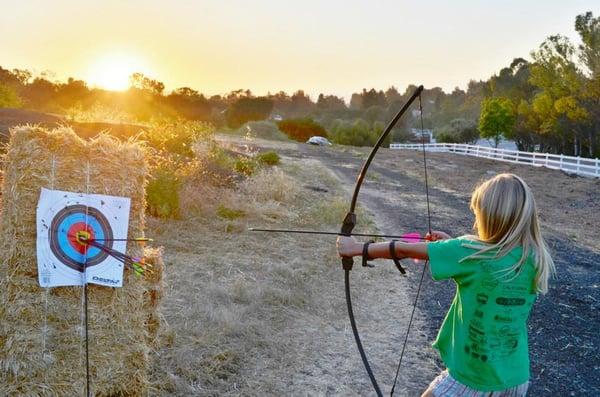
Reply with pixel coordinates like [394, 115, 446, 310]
[464, 274, 532, 363]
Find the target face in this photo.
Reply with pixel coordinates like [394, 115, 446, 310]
[37, 188, 131, 288]
[49, 204, 114, 272]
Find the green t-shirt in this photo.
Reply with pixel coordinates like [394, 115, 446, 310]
[428, 237, 537, 391]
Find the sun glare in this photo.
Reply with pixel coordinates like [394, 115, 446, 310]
[87, 54, 149, 91]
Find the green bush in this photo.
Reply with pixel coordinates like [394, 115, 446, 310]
[216, 205, 246, 220]
[0, 82, 22, 108]
[256, 151, 280, 166]
[234, 157, 257, 176]
[143, 119, 214, 158]
[146, 158, 181, 218]
[277, 118, 327, 142]
[328, 119, 384, 146]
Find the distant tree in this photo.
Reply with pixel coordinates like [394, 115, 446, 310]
[528, 35, 588, 155]
[165, 87, 211, 120]
[328, 119, 385, 147]
[435, 118, 479, 144]
[55, 78, 90, 109]
[0, 82, 22, 107]
[384, 86, 402, 103]
[289, 90, 314, 116]
[21, 77, 57, 110]
[360, 88, 387, 110]
[478, 97, 515, 147]
[277, 118, 327, 141]
[575, 11, 600, 156]
[316, 94, 346, 111]
[226, 97, 274, 128]
[349, 93, 362, 110]
[129, 72, 165, 95]
[225, 89, 253, 103]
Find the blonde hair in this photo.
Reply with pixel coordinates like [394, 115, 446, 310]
[463, 173, 555, 294]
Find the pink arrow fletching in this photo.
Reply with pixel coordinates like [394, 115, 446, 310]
[400, 232, 421, 243]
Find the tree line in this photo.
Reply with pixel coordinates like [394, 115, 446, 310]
[0, 12, 598, 157]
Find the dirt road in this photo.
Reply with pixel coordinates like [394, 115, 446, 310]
[218, 135, 600, 396]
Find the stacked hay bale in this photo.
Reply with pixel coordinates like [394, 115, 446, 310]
[141, 246, 165, 347]
[0, 126, 158, 396]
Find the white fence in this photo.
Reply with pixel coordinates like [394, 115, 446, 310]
[389, 143, 600, 178]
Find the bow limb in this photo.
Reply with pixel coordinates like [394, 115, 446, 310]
[341, 85, 424, 396]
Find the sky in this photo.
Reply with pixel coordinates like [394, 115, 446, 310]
[1, 0, 599, 100]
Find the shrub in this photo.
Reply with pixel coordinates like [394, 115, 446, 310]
[0, 82, 22, 108]
[435, 118, 479, 144]
[234, 157, 257, 176]
[256, 151, 280, 166]
[216, 205, 246, 220]
[146, 157, 181, 218]
[144, 119, 214, 158]
[277, 118, 327, 142]
[328, 119, 384, 146]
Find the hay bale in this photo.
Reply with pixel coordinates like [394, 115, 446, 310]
[0, 125, 150, 396]
[141, 246, 165, 347]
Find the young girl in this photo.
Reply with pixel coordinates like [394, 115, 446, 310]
[337, 173, 554, 397]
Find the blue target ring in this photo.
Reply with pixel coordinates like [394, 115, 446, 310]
[49, 205, 114, 272]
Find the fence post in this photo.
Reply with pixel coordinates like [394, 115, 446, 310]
[559, 154, 564, 171]
[597, 158, 599, 177]
[577, 156, 581, 174]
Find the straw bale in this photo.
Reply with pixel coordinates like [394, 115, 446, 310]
[141, 247, 165, 348]
[0, 125, 150, 396]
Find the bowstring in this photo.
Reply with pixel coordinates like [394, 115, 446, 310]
[390, 94, 433, 396]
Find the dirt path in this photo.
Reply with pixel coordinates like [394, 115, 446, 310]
[218, 135, 600, 396]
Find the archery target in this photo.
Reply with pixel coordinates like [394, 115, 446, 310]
[49, 204, 114, 271]
[37, 188, 131, 288]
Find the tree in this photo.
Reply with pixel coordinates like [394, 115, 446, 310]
[164, 87, 211, 120]
[0, 82, 22, 107]
[328, 119, 385, 147]
[575, 11, 600, 156]
[129, 72, 165, 95]
[226, 97, 274, 128]
[435, 118, 478, 144]
[529, 35, 589, 155]
[316, 94, 346, 111]
[478, 97, 515, 147]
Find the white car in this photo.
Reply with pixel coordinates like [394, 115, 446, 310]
[306, 136, 332, 146]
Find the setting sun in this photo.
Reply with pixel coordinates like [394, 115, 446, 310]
[86, 53, 149, 91]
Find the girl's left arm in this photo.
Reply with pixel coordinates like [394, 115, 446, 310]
[336, 236, 429, 260]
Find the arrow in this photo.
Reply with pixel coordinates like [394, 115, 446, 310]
[248, 227, 427, 241]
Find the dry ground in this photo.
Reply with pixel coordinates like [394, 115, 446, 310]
[146, 135, 599, 396]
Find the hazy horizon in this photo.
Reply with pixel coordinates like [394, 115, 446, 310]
[2, 0, 599, 100]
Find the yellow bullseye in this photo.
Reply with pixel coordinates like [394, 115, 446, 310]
[76, 230, 91, 245]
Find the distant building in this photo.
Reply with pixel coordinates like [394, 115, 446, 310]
[409, 128, 434, 143]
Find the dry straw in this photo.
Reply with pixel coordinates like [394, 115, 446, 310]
[0, 125, 158, 396]
[141, 246, 165, 348]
